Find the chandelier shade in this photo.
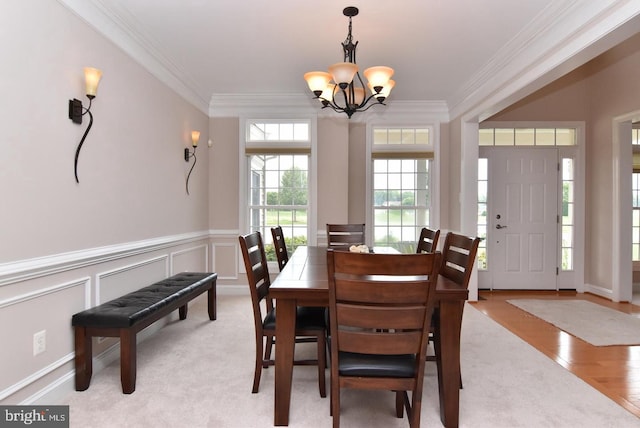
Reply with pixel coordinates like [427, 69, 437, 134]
[304, 6, 394, 118]
[320, 83, 335, 103]
[304, 71, 332, 96]
[370, 79, 396, 98]
[363, 66, 394, 92]
[328, 62, 358, 88]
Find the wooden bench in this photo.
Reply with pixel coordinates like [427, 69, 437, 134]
[71, 272, 217, 394]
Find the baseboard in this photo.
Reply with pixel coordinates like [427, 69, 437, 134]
[583, 283, 614, 300]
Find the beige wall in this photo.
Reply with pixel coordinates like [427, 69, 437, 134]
[1, 1, 210, 403]
[348, 122, 367, 224]
[1, 1, 210, 264]
[438, 123, 452, 231]
[484, 33, 640, 292]
[317, 118, 350, 229]
[209, 117, 239, 230]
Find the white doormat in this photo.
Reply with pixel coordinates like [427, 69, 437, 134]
[507, 299, 640, 346]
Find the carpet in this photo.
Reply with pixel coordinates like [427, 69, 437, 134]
[62, 295, 640, 427]
[507, 299, 640, 346]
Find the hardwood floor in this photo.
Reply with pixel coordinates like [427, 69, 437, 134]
[472, 291, 640, 418]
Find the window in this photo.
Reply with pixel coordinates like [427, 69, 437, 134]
[561, 158, 574, 270]
[477, 158, 488, 270]
[245, 120, 312, 261]
[634, 174, 640, 261]
[479, 127, 576, 146]
[633, 126, 640, 261]
[371, 127, 433, 253]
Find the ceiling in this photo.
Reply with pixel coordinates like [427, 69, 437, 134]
[62, 0, 640, 118]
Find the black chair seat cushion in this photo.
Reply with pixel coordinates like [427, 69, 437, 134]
[263, 306, 326, 331]
[72, 272, 215, 328]
[338, 351, 416, 378]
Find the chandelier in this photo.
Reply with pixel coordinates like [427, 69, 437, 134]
[304, 6, 395, 119]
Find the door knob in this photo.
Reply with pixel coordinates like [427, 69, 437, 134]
[496, 224, 507, 229]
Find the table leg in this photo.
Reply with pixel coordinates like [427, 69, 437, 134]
[436, 300, 463, 428]
[274, 298, 297, 426]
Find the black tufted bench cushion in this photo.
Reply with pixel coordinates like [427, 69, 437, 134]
[72, 272, 217, 394]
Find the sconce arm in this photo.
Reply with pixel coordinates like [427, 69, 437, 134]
[74, 108, 94, 183]
[185, 149, 197, 195]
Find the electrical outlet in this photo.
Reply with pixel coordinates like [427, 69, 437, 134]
[33, 330, 46, 356]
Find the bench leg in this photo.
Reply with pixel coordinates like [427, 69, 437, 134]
[120, 329, 137, 394]
[207, 283, 217, 321]
[74, 326, 92, 391]
[179, 304, 188, 320]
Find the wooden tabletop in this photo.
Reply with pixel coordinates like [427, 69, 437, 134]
[270, 246, 468, 301]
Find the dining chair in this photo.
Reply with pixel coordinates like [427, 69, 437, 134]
[429, 232, 480, 386]
[270, 226, 289, 272]
[326, 223, 365, 248]
[415, 227, 440, 253]
[238, 231, 327, 396]
[326, 249, 441, 428]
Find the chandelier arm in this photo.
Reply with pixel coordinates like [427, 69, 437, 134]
[340, 88, 351, 110]
[363, 92, 385, 107]
[320, 91, 384, 115]
[355, 99, 386, 113]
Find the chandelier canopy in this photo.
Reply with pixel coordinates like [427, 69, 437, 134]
[304, 6, 394, 119]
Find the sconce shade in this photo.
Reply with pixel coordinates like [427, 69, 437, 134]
[191, 131, 200, 147]
[328, 62, 358, 87]
[363, 66, 394, 92]
[84, 67, 102, 98]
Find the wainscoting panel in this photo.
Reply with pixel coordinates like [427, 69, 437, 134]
[170, 244, 208, 274]
[96, 256, 168, 305]
[212, 243, 238, 280]
[0, 277, 88, 401]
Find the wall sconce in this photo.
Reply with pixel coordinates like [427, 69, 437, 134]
[184, 130, 199, 195]
[69, 67, 102, 183]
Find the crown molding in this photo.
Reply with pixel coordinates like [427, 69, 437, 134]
[448, 0, 640, 120]
[57, 0, 210, 114]
[209, 93, 448, 122]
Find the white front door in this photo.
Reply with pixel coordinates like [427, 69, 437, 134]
[488, 148, 558, 290]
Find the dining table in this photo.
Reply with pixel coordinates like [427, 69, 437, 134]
[269, 246, 468, 427]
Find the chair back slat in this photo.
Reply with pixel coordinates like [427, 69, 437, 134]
[327, 223, 365, 247]
[270, 226, 289, 271]
[338, 330, 423, 355]
[416, 227, 440, 253]
[337, 304, 427, 330]
[334, 276, 431, 303]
